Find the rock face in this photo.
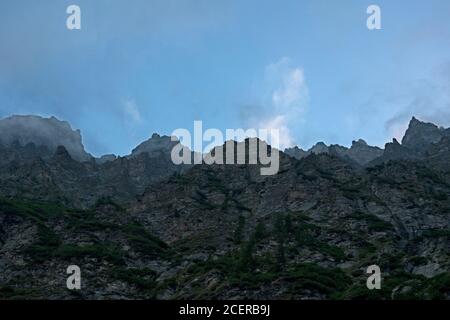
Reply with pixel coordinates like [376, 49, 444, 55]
[402, 117, 448, 153]
[96, 154, 117, 164]
[0, 114, 449, 300]
[310, 142, 329, 155]
[426, 136, 450, 170]
[0, 115, 92, 162]
[130, 133, 180, 158]
[285, 139, 383, 166]
[284, 146, 308, 159]
[369, 117, 450, 166]
[369, 138, 419, 166]
[345, 139, 383, 165]
[0, 127, 192, 208]
[286, 117, 450, 168]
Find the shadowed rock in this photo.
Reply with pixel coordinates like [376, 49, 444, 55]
[0, 115, 92, 162]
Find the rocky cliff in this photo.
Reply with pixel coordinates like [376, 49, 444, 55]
[285, 139, 383, 166]
[0, 115, 92, 162]
[0, 115, 449, 300]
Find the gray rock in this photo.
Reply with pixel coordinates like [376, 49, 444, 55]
[0, 115, 92, 162]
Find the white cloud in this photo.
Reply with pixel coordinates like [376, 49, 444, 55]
[254, 57, 309, 149]
[383, 62, 450, 143]
[272, 67, 307, 111]
[258, 115, 294, 148]
[387, 120, 409, 142]
[122, 99, 142, 124]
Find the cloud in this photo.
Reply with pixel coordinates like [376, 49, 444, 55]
[384, 65, 450, 142]
[258, 115, 294, 148]
[247, 57, 309, 149]
[122, 99, 142, 124]
[385, 114, 410, 142]
[0, 1, 231, 156]
[269, 59, 308, 112]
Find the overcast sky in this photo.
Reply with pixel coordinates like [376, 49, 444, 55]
[2, 0, 450, 156]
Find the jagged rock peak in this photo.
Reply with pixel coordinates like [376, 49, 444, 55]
[286, 146, 305, 151]
[351, 139, 368, 147]
[130, 133, 181, 158]
[96, 154, 117, 164]
[410, 116, 419, 124]
[401, 116, 445, 152]
[310, 142, 329, 154]
[284, 146, 308, 160]
[0, 115, 92, 162]
[345, 139, 382, 165]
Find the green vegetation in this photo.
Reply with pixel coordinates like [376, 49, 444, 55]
[0, 286, 40, 299]
[94, 197, 124, 211]
[341, 182, 368, 200]
[67, 210, 117, 232]
[233, 215, 246, 245]
[0, 198, 67, 262]
[109, 267, 157, 296]
[357, 242, 377, 260]
[408, 256, 428, 266]
[238, 222, 266, 272]
[339, 271, 450, 300]
[350, 211, 394, 232]
[1, 197, 170, 264]
[178, 216, 351, 298]
[285, 263, 351, 297]
[55, 244, 125, 264]
[0, 197, 65, 222]
[185, 253, 352, 298]
[24, 224, 61, 262]
[169, 172, 191, 185]
[420, 228, 450, 239]
[121, 223, 172, 259]
[232, 200, 252, 212]
[416, 166, 449, 186]
[422, 273, 450, 299]
[316, 167, 340, 183]
[274, 214, 286, 269]
[430, 188, 448, 201]
[2, 196, 449, 300]
[186, 253, 277, 291]
[192, 190, 218, 210]
[315, 243, 347, 262]
[293, 217, 346, 261]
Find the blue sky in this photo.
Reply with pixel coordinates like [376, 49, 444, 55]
[1, 0, 450, 156]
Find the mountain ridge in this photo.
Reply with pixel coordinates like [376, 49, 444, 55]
[0, 114, 449, 300]
[3, 114, 449, 167]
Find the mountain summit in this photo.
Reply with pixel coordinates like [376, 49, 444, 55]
[129, 133, 180, 158]
[0, 115, 92, 162]
[401, 116, 449, 153]
[0, 114, 449, 300]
